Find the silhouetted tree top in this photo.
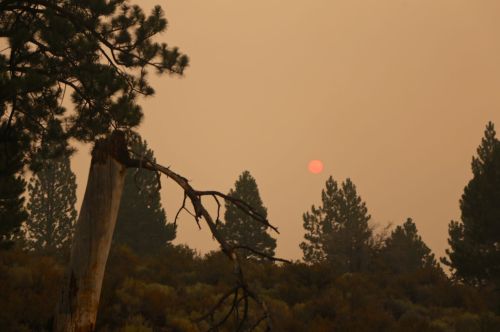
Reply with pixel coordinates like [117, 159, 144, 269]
[301, 176, 373, 272]
[383, 218, 438, 274]
[220, 170, 276, 259]
[443, 121, 500, 287]
[0, 0, 188, 164]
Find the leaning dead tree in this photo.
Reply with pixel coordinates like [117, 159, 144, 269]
[54, 131, 289, 332]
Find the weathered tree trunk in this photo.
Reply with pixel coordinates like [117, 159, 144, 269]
[54, 133, 127, 332]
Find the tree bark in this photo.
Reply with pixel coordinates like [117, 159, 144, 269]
[54, 133, 127, 332]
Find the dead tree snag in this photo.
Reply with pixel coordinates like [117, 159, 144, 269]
[54, 132, 128, 332]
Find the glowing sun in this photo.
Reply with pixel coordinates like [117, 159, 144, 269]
[308, 160, 324, 174]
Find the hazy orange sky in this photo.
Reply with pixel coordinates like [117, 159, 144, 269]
[71, 0, 500, 260]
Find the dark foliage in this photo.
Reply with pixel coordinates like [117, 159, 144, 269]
[443, 122, 500, 288]
[22, 150, 77, 254]
[0, 124, 27, 248]
[1, 0, 188, 160]
[219, 170, 277, 259]
[301, 176, 373, 272]
[2, 246, 500, 331]
[382, 218, 439, 274]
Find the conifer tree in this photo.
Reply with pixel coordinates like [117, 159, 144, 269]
[301, 176, 372, 272]
[383, 218, 437, 274]
[220, 171, 276, 259]
[324, 178, 372, 272]
[442, 122, 500, 287]
[112, 133, 175, 255]
[24, 151, 77, 254]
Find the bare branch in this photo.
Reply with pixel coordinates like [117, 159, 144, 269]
[117, 142, 286, 331]
[174, 193, 187, 226]
[173, 193, 200, 229]
[212, 194, 222, 224]
[197, 191, 280, 234]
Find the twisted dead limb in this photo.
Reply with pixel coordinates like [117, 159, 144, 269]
[122, 137, 291, 331]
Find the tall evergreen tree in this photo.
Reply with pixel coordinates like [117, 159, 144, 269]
[24, 151, 77, 253]
[301, 176, 372, 272]
[220, 171, 276, 259]
[383, 218, 437, 274]
[112, 133, 176, 255]
[442, 122, 500, 287]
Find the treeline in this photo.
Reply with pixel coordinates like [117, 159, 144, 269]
[0, 122, 499, 331]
